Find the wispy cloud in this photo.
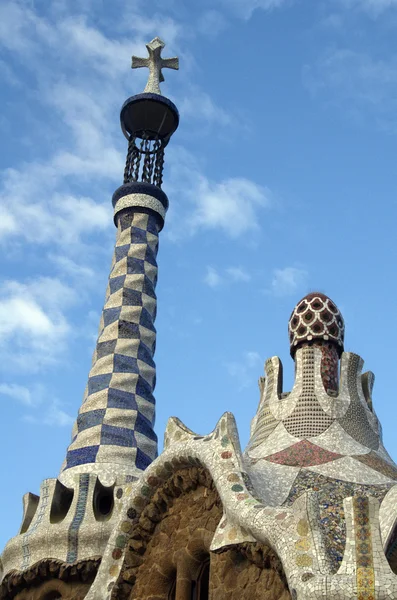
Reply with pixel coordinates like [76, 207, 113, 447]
[49, 255, 95, 281]
[0, 382, 74, 426]
[268, 267, 308, 296]
[0, 277, 76, 370]
[204, 266, 223, 288]
[24, 400, 74, 427]
[226, 267, 251, 282]
[336, 0, 397, 15]
[303, 49, 397, 132]
[216, 0, 289, 20]
[197, 10, 229, 36]
[0, 383, 35, 406]
[190, 177, 270, 237]
[204, 265, 251, 287]
[225, 350, 262, 390]
[179, 87, 232, 126]
[166, 147, 271, 240]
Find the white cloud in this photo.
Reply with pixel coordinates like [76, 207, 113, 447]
[179, 88, 232, 126]
[246, 351, 261, 367]
[50, 255, 95, 280]
[197, 10, 228, 36]
[204, 265, 251, 287]
[204, 266, 223, 288]
[217, 0, 288, 20]
[0, 163, 112, 247]
[189, 177, 271, 238]
[226, 267, 251, 282]
[0, 380, 73, 426]
[269, 267, 308, 296]
[225, 350, 262, 390]
[23, 401, 74, 427]
[336, 0, 397, 14]
[0, 383, 34, 406]
[165, 147, 271, 240]
[216, 0, 397, 19]
[42, 400, 75, 427]
[0, 277, 75, 369]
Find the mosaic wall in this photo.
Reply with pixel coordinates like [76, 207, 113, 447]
[285, 471, 393, 572]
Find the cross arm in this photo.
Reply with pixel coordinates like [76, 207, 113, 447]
[161, 57, 179, 71]
[131, 56, 149, 69]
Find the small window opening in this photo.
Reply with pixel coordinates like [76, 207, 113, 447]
[50, 480, 74, 524]
[192, 561, 210, 600]
[93, 479, 114, 521]
[168, 578, 176, 600]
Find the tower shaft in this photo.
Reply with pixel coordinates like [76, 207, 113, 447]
[61, 209, 160, 485]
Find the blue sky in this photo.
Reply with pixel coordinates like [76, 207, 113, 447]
[1, 0, 397, 550]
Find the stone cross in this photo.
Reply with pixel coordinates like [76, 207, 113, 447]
[131, 37, 179, 95]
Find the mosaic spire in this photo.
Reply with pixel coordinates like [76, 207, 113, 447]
[60, 39, 179, 486]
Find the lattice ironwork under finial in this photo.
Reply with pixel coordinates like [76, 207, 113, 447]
[123, 133, 165, 188]
[131, 37, 179, 95]
[120, 37, 179, 190]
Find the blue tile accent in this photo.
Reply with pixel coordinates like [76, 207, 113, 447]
[21, 481, 50, 569]
[142, 276, 156, 299]
[77, 409, 106, 432]
[109, 275, 126, 294]
[140, 307, 156, 332]
[101, 425, 136, 447]
[144, 245, 158, 267]
[131, 226, 149, 244]
[88, 373, 112, 395]
[115, 244, 131, 262]
[103, 307, 122, 327]
[66, 474, 90, 563]
[127, 257, 145, 274]
[138, 342, 155, 368]
[113, 353, 139, 374]
[136, 376, 155, 403]
[118, 320, 140, 339]
[123, 288, 143, 306]
[96, 339, 117, 359]
[112, 180, 169, 213]
[66, 446, 99, 468]
[136, 448, 153, 470]
[107, 388, 138, 410]
[146, 213, 161, 235]
[135, 412, 158, 442]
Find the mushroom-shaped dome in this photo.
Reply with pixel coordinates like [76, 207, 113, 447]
[288, 292, 344, 357]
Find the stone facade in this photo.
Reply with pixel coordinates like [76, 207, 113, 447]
[3, 559, 99, 600]
[117, 467, 290, 600]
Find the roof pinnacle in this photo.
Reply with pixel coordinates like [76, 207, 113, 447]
[131, 37, 179, 95]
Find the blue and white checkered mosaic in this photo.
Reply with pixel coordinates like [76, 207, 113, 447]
[62, 211, 160, 481]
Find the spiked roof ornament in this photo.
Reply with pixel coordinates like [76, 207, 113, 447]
[131, 37, 179, 95]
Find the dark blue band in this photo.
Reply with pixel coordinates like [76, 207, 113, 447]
[112, 182, 169, 212]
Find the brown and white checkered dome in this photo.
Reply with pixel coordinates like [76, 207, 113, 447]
[288, 292, 344, 357]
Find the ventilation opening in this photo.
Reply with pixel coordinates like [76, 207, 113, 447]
[50, 480, 74, 524]
[93, 479, 114, 521]
[19, 492, 40, 534]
